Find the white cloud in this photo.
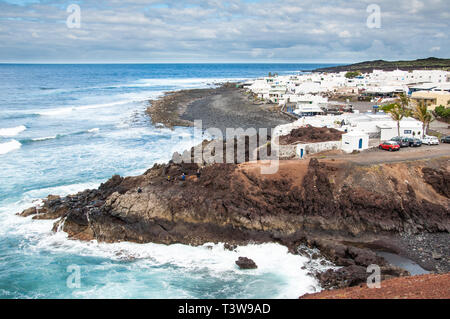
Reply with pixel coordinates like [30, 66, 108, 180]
[338, 31, 352, 38]
[0, 0, 448, 62]
[409, 0, 424, 14]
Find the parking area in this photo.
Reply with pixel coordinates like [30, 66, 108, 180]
[315, 141, 450, 165]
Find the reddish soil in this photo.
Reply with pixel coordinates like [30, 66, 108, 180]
[279, 126, 344, 145]
[311, 143, 450, 165]
[301, 273, 450, 299]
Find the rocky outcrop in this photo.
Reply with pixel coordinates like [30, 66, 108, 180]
[19, 157, 450, 289]
[297, 237, 410, 289]
[279, 126, 344, 145]
[236, 257, 258, 269]
[20, 157, 450, 244]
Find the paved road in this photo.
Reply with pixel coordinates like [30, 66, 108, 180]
[430, 119, 450, 136]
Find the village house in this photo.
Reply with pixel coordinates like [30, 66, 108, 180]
[411, 91, 450, 110]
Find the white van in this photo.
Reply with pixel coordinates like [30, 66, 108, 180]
[421, 136, 439, 145]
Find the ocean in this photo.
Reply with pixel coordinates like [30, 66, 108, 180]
[0, 63, 337, 299]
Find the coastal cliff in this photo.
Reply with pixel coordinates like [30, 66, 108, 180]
[19, 155, 450, 288]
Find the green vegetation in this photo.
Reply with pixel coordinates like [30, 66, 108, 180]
[345, 71, 362, 79]
[387, 104, 410, 137]
[434, 105, 450, 119]
[386, 94, 412, 137]
[413, 102, 434, 138]
[314, 57, 450, 73]
[381, 103, 396, 113]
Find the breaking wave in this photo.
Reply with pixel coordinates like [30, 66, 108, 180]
[0, 140, 22, 155]
[20, 128, 100, 144]
[0, 125, 27, 137]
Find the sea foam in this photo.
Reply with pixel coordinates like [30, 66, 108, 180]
[0, 125, 26, 137]
[0, 178, 329, 299]
[0, 140, 22, 155]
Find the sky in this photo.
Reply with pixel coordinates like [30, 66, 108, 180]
[0, 0, 449, 63]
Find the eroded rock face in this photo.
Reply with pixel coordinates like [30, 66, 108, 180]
[18, 157, 449, 288]
[422, 167, 450, 198]
[20, 158, 450, 243]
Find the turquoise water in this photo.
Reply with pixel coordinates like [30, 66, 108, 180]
[0, 64, 336, 299]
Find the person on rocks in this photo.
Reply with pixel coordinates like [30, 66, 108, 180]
[181, 173, 186, 181]
[196, 169, 201, 179]
[137, 187, 142, 194]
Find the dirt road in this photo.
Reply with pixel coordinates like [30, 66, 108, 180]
[310, 143, 450, 165]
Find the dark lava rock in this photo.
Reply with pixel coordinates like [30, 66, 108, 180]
[224, 243, 237, 251]
[279, 126, 344, 145]
[319, 264, 410, 290]
[319, 265, 369, 289]
[235, 257, 257, 269]
[422, 167, 450, 198]
[18, 206, 37, 217]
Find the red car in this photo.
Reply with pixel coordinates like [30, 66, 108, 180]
[379, 141, 400, 151]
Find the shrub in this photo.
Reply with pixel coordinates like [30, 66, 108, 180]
[345, 71, 362, 79]
[435, 105, 450, 119]
[381, 103, 396, 113]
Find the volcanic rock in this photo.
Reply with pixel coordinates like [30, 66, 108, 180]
[235, 257, 258, 269]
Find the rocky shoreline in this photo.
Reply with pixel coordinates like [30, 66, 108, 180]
[19, 153, 450, 292]
[18, 85, 450, 296]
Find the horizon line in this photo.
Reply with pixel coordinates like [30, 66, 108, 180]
[0, 61, 346, 65]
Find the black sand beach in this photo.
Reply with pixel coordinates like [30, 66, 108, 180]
[147, 84, 293, 134]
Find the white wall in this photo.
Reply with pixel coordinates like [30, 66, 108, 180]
[295, 141, 342, 159]
[380, 126, 424, 141]
[276, 141, 341, 159]
[341, 133, 369, 153]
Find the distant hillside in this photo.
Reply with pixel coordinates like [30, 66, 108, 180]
[313, 57, 450, 73]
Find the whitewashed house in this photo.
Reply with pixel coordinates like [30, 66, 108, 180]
[341, 131, 369, 153]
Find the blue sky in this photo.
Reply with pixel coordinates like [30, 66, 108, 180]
[0, 0, 448, 63]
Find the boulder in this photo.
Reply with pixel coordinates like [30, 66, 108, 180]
[235, 257, 257, 270]
[18, 206, 37, 217]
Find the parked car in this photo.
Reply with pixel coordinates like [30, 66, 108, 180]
[404, 137, 422, 147]
[390, 136, 409, 147]
[440, 136, 450, 144]
[379, 141, 401, 151]
[421, 136, 440, 145]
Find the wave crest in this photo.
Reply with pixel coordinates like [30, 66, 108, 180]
[0, 125, 27, 137]
[0, 140, 22, 155]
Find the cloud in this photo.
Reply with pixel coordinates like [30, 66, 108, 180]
[338, 31, 352, 38]
[0, 0, 448, 62]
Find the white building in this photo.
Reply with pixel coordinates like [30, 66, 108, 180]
[378, 119, 424, 141]
[274, 112, 424, 141]
[341, 131, 370, 153]
[293, 103, 325, 116]
[244, 69, 450, 109]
